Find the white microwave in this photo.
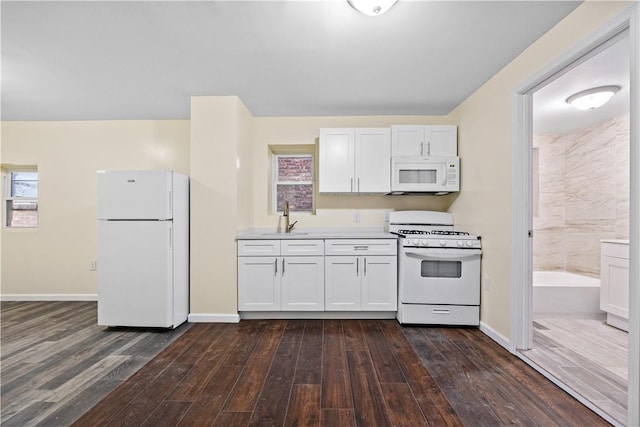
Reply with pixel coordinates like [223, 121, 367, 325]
[390, 156, 460, 194]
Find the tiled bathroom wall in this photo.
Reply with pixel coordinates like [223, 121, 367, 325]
[533, 113, 629, 277]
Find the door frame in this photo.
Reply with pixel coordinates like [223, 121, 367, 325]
[510, 5, 639, 426]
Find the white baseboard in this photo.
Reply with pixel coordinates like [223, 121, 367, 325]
[188, 313, 241, 323]
[0, 294, 98, 301]
[479, 321, 510, 351]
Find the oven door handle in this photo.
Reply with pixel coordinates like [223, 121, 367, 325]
[405, 250, 481, 261]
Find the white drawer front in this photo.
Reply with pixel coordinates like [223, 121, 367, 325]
[324, 239, 397, 256]
[281, 240, 324, 256]
[601, 242, 629, 259]
[238, 240, 281, 256]
[400, 304, 479, 326]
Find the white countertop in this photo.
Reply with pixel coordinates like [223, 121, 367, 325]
[237, 227, 397, 240]
[601, 239, 630, 245]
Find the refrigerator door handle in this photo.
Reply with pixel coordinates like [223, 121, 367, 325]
[169, 226, 172, 249]
[168, 190, 172, 217]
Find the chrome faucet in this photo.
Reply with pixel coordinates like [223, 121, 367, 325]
[283, 201, 297, 233]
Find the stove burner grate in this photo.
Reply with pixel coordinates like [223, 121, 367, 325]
[397, 229, 470, 236]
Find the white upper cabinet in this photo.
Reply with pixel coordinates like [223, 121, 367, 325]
[319, 128, 391, 194]
[318, 128, 355, 193]
[355, 128, 391, 193]
[391, 125, 457, 157]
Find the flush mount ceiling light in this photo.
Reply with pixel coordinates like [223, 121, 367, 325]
[565, 85, 621, 111]
[348, 0, 398, 16]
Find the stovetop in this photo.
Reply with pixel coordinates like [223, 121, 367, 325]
[386, 211, 481, 249]
[396, 229, 470, 236]
[392, 228, 481, 249]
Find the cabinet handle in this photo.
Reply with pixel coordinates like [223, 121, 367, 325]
[357, 178, 360, 192]
[356, 258, 359, 275]
[350, 177, 354, 192]
[274, 258, 278, 276]
[427, 141, 431, 156]
[282, 258, 285, 276]
[364, 257, 367, 275]
[354, 245, 369, 250]
[420, 141, 424, 156]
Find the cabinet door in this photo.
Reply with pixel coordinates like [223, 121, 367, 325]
[391, 125, 424, 156]
[281, 256, 325, 311]
[319, 128, 355, 193]
[361, 256, 397, 311]
[238, 257, 280, 311]
[325, 256, 361, 310]
[355, 128, 391, 193]
[600, 255, 629, 318]
[426, 125, 457, 156]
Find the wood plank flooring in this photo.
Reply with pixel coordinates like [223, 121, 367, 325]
[2, 302, 610, 426]
[1, 301, 190, 426]
[521, 318, 628, 425]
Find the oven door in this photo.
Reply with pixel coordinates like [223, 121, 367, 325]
[400, 248, 481, 305]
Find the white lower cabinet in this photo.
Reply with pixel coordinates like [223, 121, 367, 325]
[238, 256, 281, 311]
[238, 238, 397, 313]
[281, 256, 324, 311]
[600, 240, 629, 331]
[324, 239, 397, 311]
[238, 240, 324, 311]
[325, 255, 397, 311]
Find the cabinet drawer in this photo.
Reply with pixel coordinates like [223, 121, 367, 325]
[601, 242, 629, 259]
[400, 305, 479, 326]
[238, 240, 281, 256]
[324, 239, 397, 256]
[281, 240, 324, 256]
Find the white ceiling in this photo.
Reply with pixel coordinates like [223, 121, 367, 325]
[1, 0, 584, 121]
[533, 34, 630, 135]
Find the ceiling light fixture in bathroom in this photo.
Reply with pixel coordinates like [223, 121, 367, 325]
[348, 0, 398, 16]
[565, 85, 620, 110]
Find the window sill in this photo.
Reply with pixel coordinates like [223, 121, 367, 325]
[2, 227, 38, 232]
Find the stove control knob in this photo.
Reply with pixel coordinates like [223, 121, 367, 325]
[457, 240, 464, 247]
[466, 240, 475, 247]
[421, 239, 428, 247]
[439, 240, 447, 247]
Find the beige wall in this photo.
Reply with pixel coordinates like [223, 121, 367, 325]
[448, 1, 633, 338]
[1, 120, 190, 296]
[189, 96, 255, 317]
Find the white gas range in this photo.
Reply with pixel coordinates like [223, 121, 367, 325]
[386, 211, 482, 326]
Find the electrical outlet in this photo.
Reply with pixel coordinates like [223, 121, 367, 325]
[483, 275, 490, 291]
[353, 211, 360, 222]
[89, 261, 97, 271]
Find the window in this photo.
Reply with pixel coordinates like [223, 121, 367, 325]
[273, 154, 314, 213]
[3, 167, 38, 228]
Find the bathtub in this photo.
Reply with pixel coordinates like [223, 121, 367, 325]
[533, 271, 603, 318]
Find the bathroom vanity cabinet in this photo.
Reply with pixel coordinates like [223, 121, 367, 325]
[600, 240, 630, 331]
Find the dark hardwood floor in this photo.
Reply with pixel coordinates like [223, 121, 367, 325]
[1, 301, 190, 426]
[2, 302, 609, 426]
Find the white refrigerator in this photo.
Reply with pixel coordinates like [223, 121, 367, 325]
[97, 170, 189, 328]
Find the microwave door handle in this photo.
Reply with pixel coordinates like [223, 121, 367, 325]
[442, 165, 447, 185]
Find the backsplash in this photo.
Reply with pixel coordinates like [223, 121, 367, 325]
[533, 113, 629, 277]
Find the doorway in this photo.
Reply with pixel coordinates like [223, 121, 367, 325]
[510, 6, 639, 427]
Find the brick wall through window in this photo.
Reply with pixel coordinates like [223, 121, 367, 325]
[275, 155, 313, 213]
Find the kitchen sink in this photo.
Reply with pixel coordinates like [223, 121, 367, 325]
[259, 232, 308, 236]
